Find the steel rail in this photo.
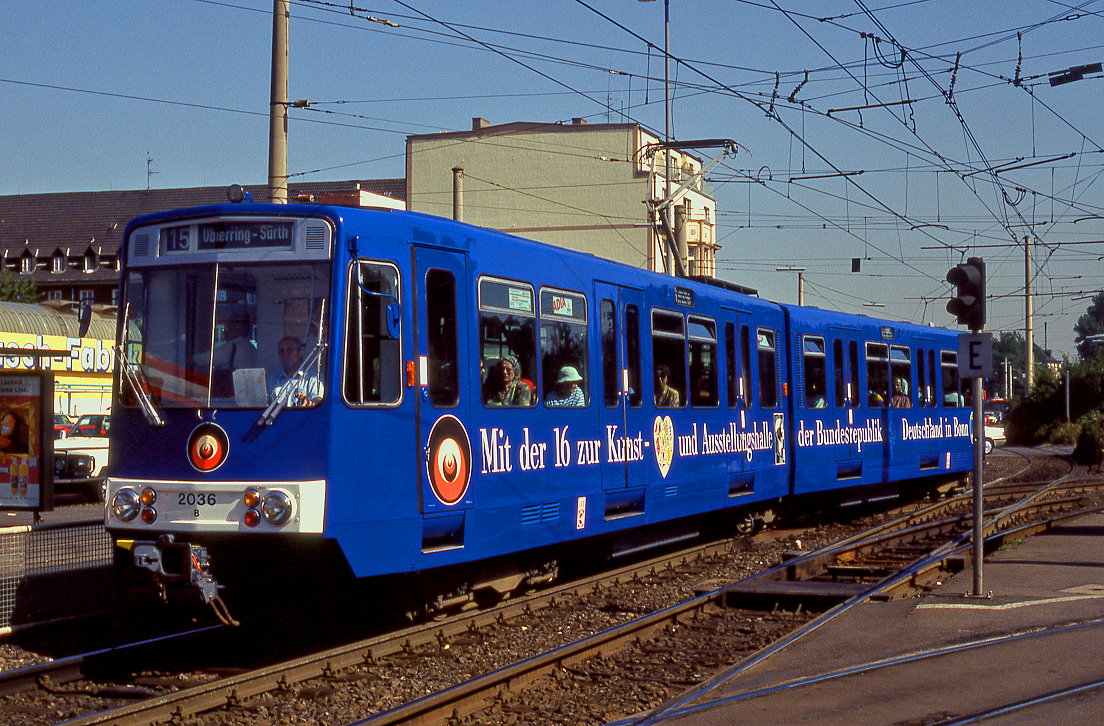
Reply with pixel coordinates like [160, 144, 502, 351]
[56, 532, 753, 726]
[58, 453, 1091, 726]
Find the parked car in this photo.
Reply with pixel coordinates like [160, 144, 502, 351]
[55, 413, 110, 478]
[67, 413, 110, 439]
[53, 413, 74, 439]
[984, 423, 1006, 455]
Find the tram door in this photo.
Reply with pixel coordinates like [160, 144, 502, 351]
[413, 245, 474, 515]
[829, 326, 863, 477]
[594, 281, 647, 491]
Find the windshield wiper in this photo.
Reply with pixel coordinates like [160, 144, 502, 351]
[257, 299, 327, 427]
[116, 302, 165, 427]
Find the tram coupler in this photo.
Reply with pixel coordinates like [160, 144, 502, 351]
[124, 534, 240, 626]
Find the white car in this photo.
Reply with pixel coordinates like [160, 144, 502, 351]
[54, 414, 111, 477]
[984, 424, 1006, 455]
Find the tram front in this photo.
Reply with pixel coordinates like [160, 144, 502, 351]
[104, 204, 337, 620]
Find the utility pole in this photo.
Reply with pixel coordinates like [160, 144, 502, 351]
[267, 0, 290, 204]
[1024, 235, 1034, 390]
[451, 167, 464, 222]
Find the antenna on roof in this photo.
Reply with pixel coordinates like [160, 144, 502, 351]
[146, 152, 158, 190]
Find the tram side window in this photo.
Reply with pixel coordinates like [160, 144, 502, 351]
[688, 316, 718, 407]
[540, 288, 589, 407]
[803, 336, 827, 409]
[866, 342, 890, 408]
[479, 277, 537, 407]
[740, 325, 753, 407]
[941, 350, 964, 407]
[890, 345, 912, 408]
[757, 329, 778, 409]
[928, 349, 938, 407]
[917, 348, 928, 407]
[849, 340, 860, 408]
[832, 339, 847, 408]
[625, 304, 643, 407]
[426, 269, 458, 407]
[344, 261, 401, 405]
[652, 310, 686, 408]
[601, 300, 618, 407]
[725, 322, 737, 408]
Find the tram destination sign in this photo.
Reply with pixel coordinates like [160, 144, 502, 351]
[162, 221, 294, 253]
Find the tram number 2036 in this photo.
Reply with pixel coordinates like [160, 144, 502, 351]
[179, 492, 217, 517]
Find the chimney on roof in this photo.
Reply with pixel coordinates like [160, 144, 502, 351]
[472, 117, 490, 130]
[572, 117, 587, 125]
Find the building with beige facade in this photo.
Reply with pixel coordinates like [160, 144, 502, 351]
[406, 118, 719, 276]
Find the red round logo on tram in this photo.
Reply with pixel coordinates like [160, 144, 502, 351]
[187, 422, 230, 472]
[426, 415, 471, 505]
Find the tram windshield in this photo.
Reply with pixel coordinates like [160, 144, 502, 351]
[121, 262, 330, 409]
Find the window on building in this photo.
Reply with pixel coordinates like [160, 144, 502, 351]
[20, 254, 35, 274]
[52, 252, 67, 273]
[84, 249, 98, 272]
[47, 290, 63, 301]
[479, 277, 537, 408]
[343, 260, 401, 406]
[79, 289, 94, 303]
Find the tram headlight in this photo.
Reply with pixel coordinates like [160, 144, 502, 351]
[261, 492, 293, 526]
[111, 489, 140, 522]
[243, 489, 261, 508]
[140, 488, 157, 506]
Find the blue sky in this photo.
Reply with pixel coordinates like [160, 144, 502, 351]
[4, 1, 1103, 359]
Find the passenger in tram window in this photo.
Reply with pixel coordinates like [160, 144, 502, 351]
[654, 365, 680, 407]
[484, 354, 533, 407]
[546, 366, 586, 407]
[806, 379, 827, 409]
[270, 336, 323, 407]
[891, 377, 912, 408]
[197, 317, 258, 370]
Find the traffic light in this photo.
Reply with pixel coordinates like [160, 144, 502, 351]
[946, 257, 985, 330]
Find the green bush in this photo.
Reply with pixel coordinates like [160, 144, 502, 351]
[1043, 421, 1080, 445]
[1072, 410, 1104, 465]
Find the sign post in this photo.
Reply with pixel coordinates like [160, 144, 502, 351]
[958, 331, 992, 598]
[948, 257, 989, 598]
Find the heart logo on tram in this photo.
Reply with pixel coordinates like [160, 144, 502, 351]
[653, 415, 674, 479]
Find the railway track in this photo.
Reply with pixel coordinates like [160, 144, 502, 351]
[3, 451, 1094, 726]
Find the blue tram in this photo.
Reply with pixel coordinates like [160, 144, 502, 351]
[104, 195, 973, 614]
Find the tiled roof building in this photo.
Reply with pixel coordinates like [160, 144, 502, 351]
[0, 179, 405, 306]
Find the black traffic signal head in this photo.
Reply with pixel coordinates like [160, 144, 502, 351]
[946, 257, 985, 330]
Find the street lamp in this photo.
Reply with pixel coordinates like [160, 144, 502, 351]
[775, 267, 806, 306]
